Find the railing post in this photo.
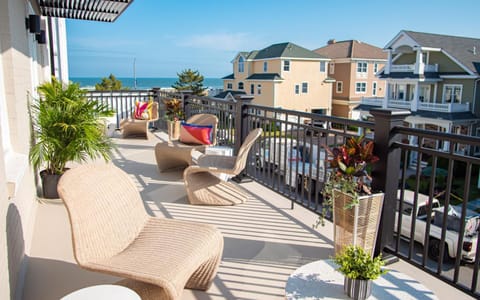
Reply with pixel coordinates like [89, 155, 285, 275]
[370, 108, 410, 257]
[233, 96, 254, 155]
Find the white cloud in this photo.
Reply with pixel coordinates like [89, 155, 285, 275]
[176, 32, 260, 51]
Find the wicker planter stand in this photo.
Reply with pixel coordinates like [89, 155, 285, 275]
[333, 190, 384, 256]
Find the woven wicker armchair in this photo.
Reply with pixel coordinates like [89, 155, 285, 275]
[155, 114, 218, 173]
[184, 128, 263, 206]
[57, 164, 223, 300]
[120, 102, 159, 139]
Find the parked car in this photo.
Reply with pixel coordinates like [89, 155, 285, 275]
[256, 138, 327, 192]
[395, 189, 479, 262]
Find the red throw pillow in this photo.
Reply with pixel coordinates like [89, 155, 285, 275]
[179, 123, 213, 145]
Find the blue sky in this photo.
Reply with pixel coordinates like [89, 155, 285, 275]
[67, 0, 480, 78]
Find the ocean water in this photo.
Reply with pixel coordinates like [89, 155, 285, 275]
[70, 77, 224, 90]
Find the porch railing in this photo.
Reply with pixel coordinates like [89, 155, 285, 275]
[85, 89, 480, 298]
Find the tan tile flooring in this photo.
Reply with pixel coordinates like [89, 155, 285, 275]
[22, 131, 473, 299]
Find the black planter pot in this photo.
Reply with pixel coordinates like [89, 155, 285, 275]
[344, 277, 372, 300]
[40, 170, 65, 199]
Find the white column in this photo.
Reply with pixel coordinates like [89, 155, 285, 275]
[382, 82, 389, 109]
[385, 49, 392, 74]
[415, 49, 424, 75]
[411, 83, 419, 111]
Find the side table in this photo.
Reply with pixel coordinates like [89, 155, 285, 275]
[205, 146, 234, 181]
[61, 284, 141, 300]
[285, 259, 437, 300]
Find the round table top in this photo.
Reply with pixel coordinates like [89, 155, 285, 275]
[61, 284, 141, 300]
[285, 259, 438, 300]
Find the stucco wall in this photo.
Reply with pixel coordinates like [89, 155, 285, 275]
[275, 59, 331, 113]
[0, 0, 49, 299]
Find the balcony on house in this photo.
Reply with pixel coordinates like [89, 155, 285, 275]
[18, 90, 480, 299]
[389, 63, 439, 73]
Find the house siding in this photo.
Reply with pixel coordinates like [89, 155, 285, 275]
[0, 0, 50, 299]
[225, 46, 332, 114]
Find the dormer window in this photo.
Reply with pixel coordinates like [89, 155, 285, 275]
[238, 57, 244, 73]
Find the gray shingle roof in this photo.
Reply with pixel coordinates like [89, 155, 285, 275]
[246, 73, 283, 80]
[213, 90, 246, 99]
[404, 31, 480, 75]
[253, 42, 326, 60]
[222, 74, 234, 79]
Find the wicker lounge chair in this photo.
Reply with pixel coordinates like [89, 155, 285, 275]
[155, 114, 218, 173]
[184, 128, 263, 206]
[120, 102, 159, 139]
[57, 164, 224, 300]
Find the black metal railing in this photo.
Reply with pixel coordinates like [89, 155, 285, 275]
[85, 89, 480, 297]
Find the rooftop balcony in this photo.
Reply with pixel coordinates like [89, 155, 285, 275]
[21, 130, 474, 299]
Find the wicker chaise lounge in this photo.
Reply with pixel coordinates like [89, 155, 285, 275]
[184, 128, 263, 206]
[120, 102, 159, 139]
[57, 164, 224, 300]
[155, 114, 218, 172]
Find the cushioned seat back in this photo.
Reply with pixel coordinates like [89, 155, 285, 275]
[186, 114, 219, 145]
[57, 164, 149, 264]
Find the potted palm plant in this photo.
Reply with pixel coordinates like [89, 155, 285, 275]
[163, 98, 184, 140]
[334, 245, 387, 300]
[317, 136, 384, 256]
[29, 77, 115, 198]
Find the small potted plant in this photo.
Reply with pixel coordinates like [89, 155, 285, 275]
[315, 136, 384, 256]
[163, 98, 184, 140]
[334, 245, 387, 300]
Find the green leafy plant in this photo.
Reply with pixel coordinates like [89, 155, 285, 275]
[163, 98, 184, 121]
[30, 77, 115, 175]
[333, 245, 387, 280]
[315, 136, 379, 227]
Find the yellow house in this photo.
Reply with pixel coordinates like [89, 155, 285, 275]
[221, 42, 334, 115]
[314, 39, 387, 118]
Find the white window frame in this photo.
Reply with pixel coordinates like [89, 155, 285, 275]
[356, 61, 368, 78]
[302, 82, 308, 93]
[355, 82, 367, 94]
[442, 84, 463, 103]
[238, 82, 244, 90]
[238, 56, 244, 73]
[283, 60, 290, 71]
[336, 81, 343, 93]
[257, 84, 262, 95]
[226, 83, 232, 90]
[372, 81, 377, 96]
[329, 63, 335, 74]
[295, 84, 300, 95]
[250, 84, 254, 94]
[320, 61, 326, 73]
[263, 61, 268, 72]
[374, 62, 379, 73]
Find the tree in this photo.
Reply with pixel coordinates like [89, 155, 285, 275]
[95, 74, 126, 91]
[172, 69, 206, 95]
